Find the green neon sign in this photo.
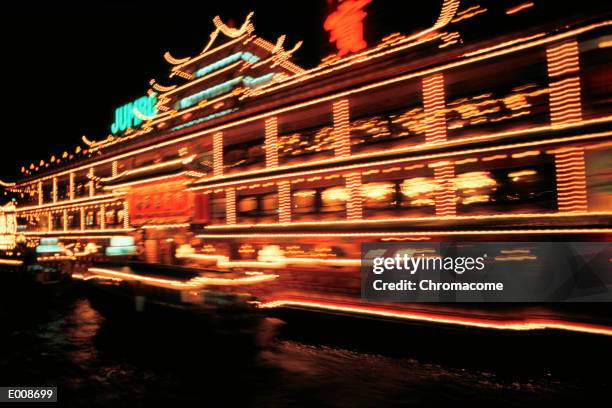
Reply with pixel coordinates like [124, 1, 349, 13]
[111, 93, 158, 134]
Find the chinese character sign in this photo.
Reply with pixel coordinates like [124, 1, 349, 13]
[324, 0, 371, 56]
[127, 178, 193, 224]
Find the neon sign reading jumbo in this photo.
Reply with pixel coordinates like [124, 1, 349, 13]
[111, 94, 157, 134]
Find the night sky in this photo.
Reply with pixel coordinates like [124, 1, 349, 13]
[3, 1, 441, 180]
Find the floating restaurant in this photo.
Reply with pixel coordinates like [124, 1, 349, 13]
[1, 1, 611, 333]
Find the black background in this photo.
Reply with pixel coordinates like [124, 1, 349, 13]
[2, 0, 440, 179]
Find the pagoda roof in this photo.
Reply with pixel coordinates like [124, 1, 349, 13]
[161, 12, 304, 81]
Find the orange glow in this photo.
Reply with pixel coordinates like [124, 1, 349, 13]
[176, 252, 360, 269]
[149, 78, 176, 92]
[226, 187, 236, 225]
[257, 299, 612, 336]
[332, 99, 351, 157]
[422, 74, 447, 144]
[278, 181, 292, 223]
[0, 258, 23, 266]
[547, 40, 582, 125]
[100, 155, 195, 183]
[189, 132, 611, 191]
[451, 5, 488, 23]
[361, 182, 394, 200]
[104, 172, 188, 191]
[324, 0, 371, 56]
[454, 171, 497, 190]
[555, 147, 588, 212]
[196, 227, 612, 239]
[213, 132, 224, 177]
[265, 117, 279, 168]
[321, 186, 349, 203]
[511, 150, 540, 159]
[400, 177, 435, 202]
[251, 22, 609, 104]
[15, 193, 123, 213]
[123, 200, 130, 229]
[37, 255, 76, 262]
[508, 169, 537, 180]
[88, 267, 277, 289]
[433, 162, 456, 216]
[11, 22, 610, 189]
[141, 223, 190, 229]
[463, 33, 545, 57]
[505, 2, 534, 15]
[202, 211, 612, 230]
[23, 228, 133, 236]
[345, 173, 363, 220]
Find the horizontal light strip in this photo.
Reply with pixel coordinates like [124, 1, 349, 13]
[15, 194, 124, 212]
[176, 253, 361, 269]
[103, 172, 188, 190]
[196, 228, 612, 239]
[0, 259, 23, 266]
[257, 299, 612, 336]
[189, 132, 612, 190]
[87, 267, 277, 289]
[24, 229, 134, 236]
[244, 21, 610, 99]
[100, 155, 194, 182]
[141, 223, 190, 229]
[204, 211, 612, 229]
[35, 235, 127, 240]
[189, 116, 612, 189]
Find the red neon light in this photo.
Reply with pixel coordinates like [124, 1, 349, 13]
[324, 0, 371, 56]
[127, 177, 193, 223]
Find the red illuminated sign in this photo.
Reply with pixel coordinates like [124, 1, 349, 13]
[324, 0, 371, 56]
[127, 177, 193, 224]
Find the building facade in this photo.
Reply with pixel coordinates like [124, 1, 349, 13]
[2, 0, 611, 322]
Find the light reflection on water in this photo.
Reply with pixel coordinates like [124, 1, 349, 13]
[0, 295, 608, 407]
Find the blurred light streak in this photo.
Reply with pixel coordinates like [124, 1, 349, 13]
[506, 2, 535, 15]
[203, 211, 612, 229]
[87, 267, 277, 288]
[196, 228, 612, 238]
[189, 131, 612, 191]
[257, 299, 612, 336]
[0, 258, 23, 265]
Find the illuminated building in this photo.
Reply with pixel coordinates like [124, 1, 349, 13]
[2, 1, 612, 333]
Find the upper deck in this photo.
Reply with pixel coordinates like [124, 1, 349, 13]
[8, 0, 611, 188]
[1, 0, 610, 242]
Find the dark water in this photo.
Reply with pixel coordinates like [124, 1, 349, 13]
[1, 289, 610, 407]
